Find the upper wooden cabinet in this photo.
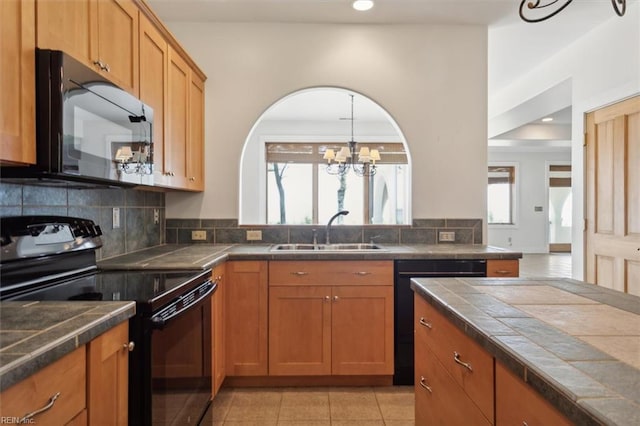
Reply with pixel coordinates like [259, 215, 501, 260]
[0, 0, 36, 165]
[165, 47, 191, 189]
[37, 0, 139, 94]
[188, 72, 205, 191]
[139, 14, 168, 186]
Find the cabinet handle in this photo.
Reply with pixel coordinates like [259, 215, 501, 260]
[419, 317, 432, 329]
[291, 271, 309, 276]
[215, 276, 222, 281]
[189, 177, 196, 182]
[419, 376, 432, 393]
[354, 271, 371, 276]
[493, 270, 512, 275]
[21, 392, 60, 422]
[325, 296, 330, 301]
[333, 295, 339, 301]
[93, 59, 103, 69]
[124, 341, 135, 352]
[103, 63, 110, 72]
[453, 351, 473, 371]
[523, 422, 529, 426]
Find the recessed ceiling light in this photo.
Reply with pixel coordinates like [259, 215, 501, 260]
[353, 0, 374, 12]
[541, 117, 553, 122]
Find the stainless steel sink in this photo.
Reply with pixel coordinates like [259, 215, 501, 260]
[270, 243, 384, 252]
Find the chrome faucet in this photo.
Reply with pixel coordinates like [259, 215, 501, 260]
[326, 210, 349, 244]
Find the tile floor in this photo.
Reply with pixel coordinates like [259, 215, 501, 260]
[201, 254, 571, 425]
[200, 386, 415, 425]
[518, 253, 572, 278]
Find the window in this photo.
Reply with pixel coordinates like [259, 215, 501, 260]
[488, 165, 515, 225]
[266, 142, 408, 225]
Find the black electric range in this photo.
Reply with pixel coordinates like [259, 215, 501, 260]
[0, 215, 216, 425]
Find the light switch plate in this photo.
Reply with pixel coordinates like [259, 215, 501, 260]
[439, 231, 455, 242]
[191, 230, 207, 241]
[246, 230, 262, 241]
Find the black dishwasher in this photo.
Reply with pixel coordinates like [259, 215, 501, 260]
[394, 259, 487, 385]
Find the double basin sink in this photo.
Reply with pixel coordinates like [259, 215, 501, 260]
[270, 243, 385, 252]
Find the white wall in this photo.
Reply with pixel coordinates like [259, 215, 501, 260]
[488, 3, 640, 278]
[487, 149, 571, 253]
[164, 23, 488, 228]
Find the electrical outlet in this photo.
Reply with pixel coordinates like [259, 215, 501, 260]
[246, 230, 262, 241]
[112, 208, 120, 229]
[191, 230, 207, 241]
[439, 231, 455, 242]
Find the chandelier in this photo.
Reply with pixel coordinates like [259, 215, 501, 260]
[322, 94, 380, 177]
[519, 0, 626, 23]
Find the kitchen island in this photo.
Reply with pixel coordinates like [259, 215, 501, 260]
[412, 277, 640, 426]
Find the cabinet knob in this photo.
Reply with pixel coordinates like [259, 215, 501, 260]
[124, 341, 135, 352]
[325, 296, 330, 301]
[333, 295, 339, 301]
[189, 177, 196, 182]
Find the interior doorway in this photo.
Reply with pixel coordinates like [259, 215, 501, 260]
[548, 164, 572, 253]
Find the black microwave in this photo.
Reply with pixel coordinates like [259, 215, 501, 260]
[1, 49, 154, 187]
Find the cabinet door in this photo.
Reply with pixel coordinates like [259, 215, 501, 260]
[165, 47, 190, 188]
[1, 0, 35, 165]
[139, 14, 168, 186]
[95, 0, 139, 94]
[36, 0, 92, 65]
[212, 264, 226, 395]
[414, 295, 494, 423]
[414, 336, 491, 426]
[87, 321, 129, 426]
[226, 261, 268, 376]
[331, 285, 394, 375]
[187, 72, 205, 191]
[269, 286, 332, 376]
[496, 362, 573, 426]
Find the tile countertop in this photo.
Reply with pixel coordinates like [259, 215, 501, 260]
[411, 277, 640, 426]
[0, 301, 136, 392]
[97, 243, 522, 270]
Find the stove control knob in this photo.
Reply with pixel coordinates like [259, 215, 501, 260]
[124, 341, 135, 352]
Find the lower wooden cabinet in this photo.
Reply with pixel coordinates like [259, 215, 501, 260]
[225, 261, 268, 376]
[212, 263, 226, 395]
[486, 259, 519, 277]
[415, 336, 491, 426]
[268, 261, 394, 377]
[0, 345, 86, 424]
[496, 361, 573, 426]
[87, 321, 130, 425]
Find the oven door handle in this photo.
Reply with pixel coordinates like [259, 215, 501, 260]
[150, 280, 217, 330]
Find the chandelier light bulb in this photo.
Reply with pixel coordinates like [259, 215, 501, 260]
[353, 0, 374, 12]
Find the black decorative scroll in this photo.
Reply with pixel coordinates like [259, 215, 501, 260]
[519, 0, 627, 23]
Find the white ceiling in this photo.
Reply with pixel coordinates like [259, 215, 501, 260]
[147, 0, 634, 140]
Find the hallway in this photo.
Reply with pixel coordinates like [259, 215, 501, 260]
[519, 253, 572, 278]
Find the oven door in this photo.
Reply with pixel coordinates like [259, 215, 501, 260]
[148, 280, 216, 425]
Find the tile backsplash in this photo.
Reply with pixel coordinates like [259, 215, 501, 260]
[0, 182, 165, 260]
[166, 218, 483, 245]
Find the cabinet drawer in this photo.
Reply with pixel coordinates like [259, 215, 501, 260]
[0, 346, 86, 424]
[414, 336, 491, 426]
[496, 362, 573, 426]
[269, 261, 393, 286]
[486, 259, 519, 277]
[414, 295, 494, 423]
